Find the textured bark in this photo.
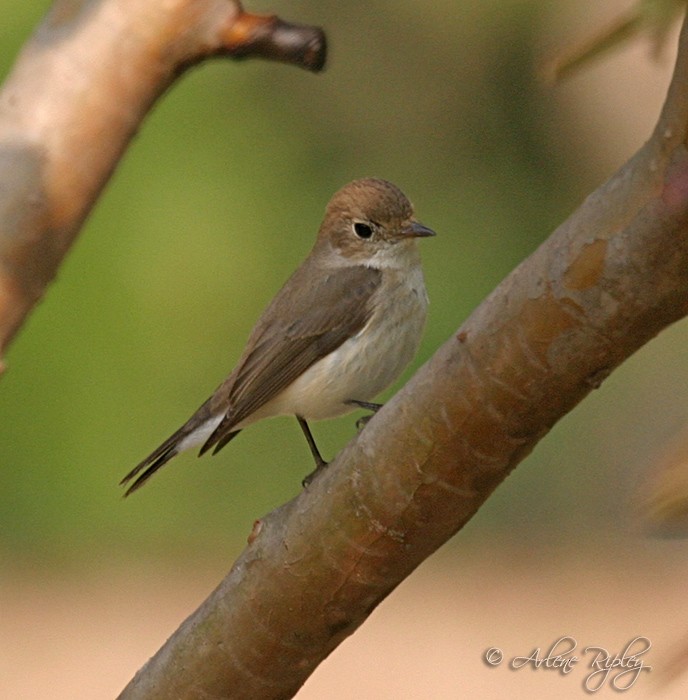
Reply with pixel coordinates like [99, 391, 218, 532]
[118, 11, 688, 700]
[0, 0, 325, 363]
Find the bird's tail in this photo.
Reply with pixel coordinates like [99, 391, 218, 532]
[121, 397, 227, 496]
[120, 427, 186, 496]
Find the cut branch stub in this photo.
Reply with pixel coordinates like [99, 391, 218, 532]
[219, 11, 326, 72]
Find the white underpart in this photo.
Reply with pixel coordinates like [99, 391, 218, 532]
[178, 243, 428, 454]
[177, 414, 224, 453]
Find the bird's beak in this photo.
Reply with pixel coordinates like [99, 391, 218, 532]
[402, 221, 436, 238]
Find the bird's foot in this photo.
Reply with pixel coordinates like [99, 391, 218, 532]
[302, 457, 329, 488]
[345, 399, 383, 432]
[355, 415, 372, 432]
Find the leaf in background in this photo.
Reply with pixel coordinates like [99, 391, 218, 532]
[635, 425, 688, 538]
[544, 0, 686, 83]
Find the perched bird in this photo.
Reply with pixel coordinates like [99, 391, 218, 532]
[121, 178, 434, 495]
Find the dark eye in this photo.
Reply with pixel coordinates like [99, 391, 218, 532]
[353, 222, 373, 239]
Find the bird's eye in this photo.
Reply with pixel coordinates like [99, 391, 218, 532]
[353, 222, 374, 239]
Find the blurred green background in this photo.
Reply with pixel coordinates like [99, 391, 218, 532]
[1, 0, 687, 571]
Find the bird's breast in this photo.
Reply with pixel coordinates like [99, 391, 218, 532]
[246, 266, 428, 423]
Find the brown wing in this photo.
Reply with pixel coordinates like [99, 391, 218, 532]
[200, 261, 382, 454]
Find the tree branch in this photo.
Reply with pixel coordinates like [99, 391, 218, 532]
[116, 9, 688, 700]
[0, 0, 325, 366]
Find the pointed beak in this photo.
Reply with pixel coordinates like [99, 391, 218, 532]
[402, 221, 436, 238]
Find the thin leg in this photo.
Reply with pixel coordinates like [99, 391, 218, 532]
[297, 416, 328, 486]
[345, 399, 383, 413]
[345, 399, 383, 431]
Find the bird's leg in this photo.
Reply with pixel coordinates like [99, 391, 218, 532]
[345, 399, 383, 431]
[346, 399, 383, 412]
[297, 416, 328, 486]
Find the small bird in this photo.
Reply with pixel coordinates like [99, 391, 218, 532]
[121, 178, 434, 495]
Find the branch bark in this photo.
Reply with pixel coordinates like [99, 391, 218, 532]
[0, 0, 325, 365]
[117, 11, 688, 700]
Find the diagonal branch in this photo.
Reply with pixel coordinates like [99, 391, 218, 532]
[117, 9, 688, 700]
[0, 0, 325, 366]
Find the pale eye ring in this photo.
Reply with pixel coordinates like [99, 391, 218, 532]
[353, 222, 374, 239]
